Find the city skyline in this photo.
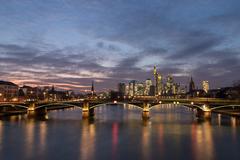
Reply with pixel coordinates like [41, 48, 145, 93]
[0, 0, 240, 91]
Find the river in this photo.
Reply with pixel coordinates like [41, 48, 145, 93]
[0, 104, 240, 160]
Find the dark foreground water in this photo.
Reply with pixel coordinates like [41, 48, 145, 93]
[0, 104, 240, 160]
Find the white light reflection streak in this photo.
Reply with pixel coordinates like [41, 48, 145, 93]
[25, 120, 35, 159]
[191, 121, 215, 160]
[39, 122, 47, 154]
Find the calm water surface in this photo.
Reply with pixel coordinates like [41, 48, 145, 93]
[0, 104, 240, 160]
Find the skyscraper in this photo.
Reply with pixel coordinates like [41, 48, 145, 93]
[149, 85, 156, 96]
[157, 74, 163, 95]
[172, 83, 180, 95]
[166, 75, 174, 95]
[135, 82, 144, 96]
[153, 66, 164, 96]
[202, 81, 209, 93]
[153, 65, 157, 76]
[153, 66, 158, 95]
[118, 83, 126, 96]
[125, 85, 129, 96]
[144, 79, 152, 95]
[129, 80, 136, 97]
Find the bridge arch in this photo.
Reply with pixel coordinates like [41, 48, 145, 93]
[35, 103, 82, 110]
[211, 105, 240, 111]
[0, 104, 28, 109]
[149, 103, 204, 111]
[89, 102, 144, 110]
[179, 103, 205, 110]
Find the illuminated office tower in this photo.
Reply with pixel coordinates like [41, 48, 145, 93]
[129, 80, 136, 97]
[125, 85, 129, 96]
[157, 74, 163, 95]
[153, 66, 158, 95]
[202, 81, 209, 93]
[153, 66, 163, 96]
[166, 75, 174, 95]
[144, 79, 152, 95]
[135, 82, 144, 96]
[172, 83, 180, 95]
[153, 66, 157, 76]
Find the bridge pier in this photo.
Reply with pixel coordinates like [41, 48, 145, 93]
[27, 102, 47, 117]
[82, 101, 94, 119]
[196, 110, 211, 119]
[27, 102, 36, 117]
[196, 108, 211, 119]
[142, 110, 150, 120]
[89, 108, 95, 117]
[142, 102, 150, 120]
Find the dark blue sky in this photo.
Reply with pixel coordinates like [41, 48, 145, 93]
[0, 0, 240, 91]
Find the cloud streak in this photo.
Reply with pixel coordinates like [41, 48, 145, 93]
[0, 0, 240, 91]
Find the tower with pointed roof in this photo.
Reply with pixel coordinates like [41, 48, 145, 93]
[91, 81, 94, 96]
[189, 77, 195, 94]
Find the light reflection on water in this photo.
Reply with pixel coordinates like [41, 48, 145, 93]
[191, 121, 214, 160]
[0, 104, 240, 160]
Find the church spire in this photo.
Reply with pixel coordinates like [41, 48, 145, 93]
[189, 76, 195, 94]
[91, 80, 94, 96]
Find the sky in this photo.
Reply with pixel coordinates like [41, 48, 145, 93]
[0, 0, 240, 92]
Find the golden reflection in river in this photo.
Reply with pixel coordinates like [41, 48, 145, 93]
[142, 123, 151, 159]
[231, 117, 237, 127]
[158, 124, 164, 159]
[39, 122, 47, 153]
[25, 120, 35, 159]
[80, 120, 96, 160]
[9, 115, 21, 122]
[231, 117, 237, 142]
[191, 121, 215, 160]
[217, 114, 222, 126]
